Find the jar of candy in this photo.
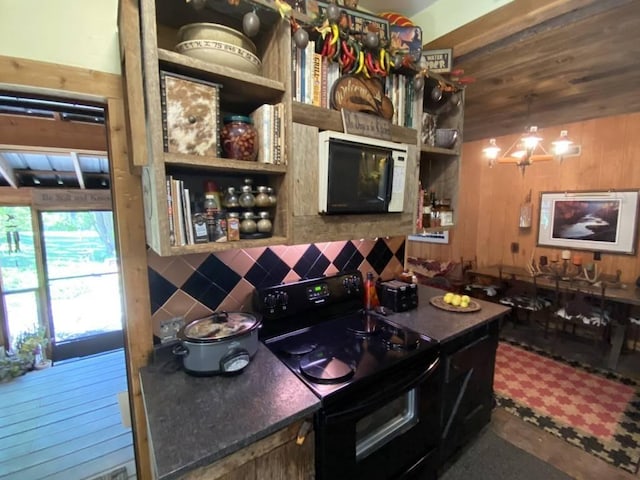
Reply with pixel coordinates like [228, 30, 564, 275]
[220, 115, 258, 161]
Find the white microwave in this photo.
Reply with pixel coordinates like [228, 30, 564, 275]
[318, 131, 408, 215]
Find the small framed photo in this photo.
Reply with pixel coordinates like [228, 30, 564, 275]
[422, 48, 453, 73]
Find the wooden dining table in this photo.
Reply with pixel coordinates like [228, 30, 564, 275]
[467, 264, 640, 370]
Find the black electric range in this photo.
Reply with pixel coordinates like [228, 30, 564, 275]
[256, 271, 442, 480]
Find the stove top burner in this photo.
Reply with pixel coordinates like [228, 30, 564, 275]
[299, 350, 355, 384]
[279, 341, 318, 356]
[345, 311, 380, 336]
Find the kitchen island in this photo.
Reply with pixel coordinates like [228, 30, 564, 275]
[139, 285, 510, 479]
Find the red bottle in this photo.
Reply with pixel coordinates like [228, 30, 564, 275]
[364, 272, 380, 311]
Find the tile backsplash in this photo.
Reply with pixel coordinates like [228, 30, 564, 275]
[147, 237, 406, 334]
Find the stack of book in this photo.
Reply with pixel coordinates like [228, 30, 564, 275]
[250, 103, 285, 165]
[291, 41, 340, 108]
[166, 175, 194, 247]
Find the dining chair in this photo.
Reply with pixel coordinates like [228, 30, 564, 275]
[553, 277, 610, 350]
[498, 272, 555, 336]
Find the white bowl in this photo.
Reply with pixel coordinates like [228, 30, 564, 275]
[177, 23, 257, 55]
[176, 39, 261, 75]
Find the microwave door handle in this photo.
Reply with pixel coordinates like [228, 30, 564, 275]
[384, 155, 394, 204]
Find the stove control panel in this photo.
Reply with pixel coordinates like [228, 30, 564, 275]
[255, 270, 364, 323]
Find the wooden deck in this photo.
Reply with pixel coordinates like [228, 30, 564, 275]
[0, 349, 135, 480]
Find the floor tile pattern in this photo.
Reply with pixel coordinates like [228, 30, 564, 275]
[495, 338, 640, 474]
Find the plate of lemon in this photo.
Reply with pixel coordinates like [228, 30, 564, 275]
[430, 292, 481, 312]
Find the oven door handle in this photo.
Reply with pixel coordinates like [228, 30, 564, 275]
[324, 357, 440, 423]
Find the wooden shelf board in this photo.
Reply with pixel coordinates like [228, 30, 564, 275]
[420, 145, 459, 156]
[292, 102, 418, 145]
[164, 153, 287, 174]
[158, 49, 285, 104]
[169, 236, 288, 255]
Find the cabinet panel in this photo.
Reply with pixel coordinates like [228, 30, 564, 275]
[127, 0, 293, 255]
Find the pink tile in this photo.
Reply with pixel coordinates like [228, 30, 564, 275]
[151, 307, 175, 335]
[357, 240, 374, 257]
[283, 270, 301, 284]
[228, 279, 255, 305]
[164, 290, 198, 317]
[281, 244, 309, 268]
[182, 252, 210, 270]
[217, 296, 244, 312]
[322, 241, 346, 262]
[384, 236, 405, 254]
[212, 249, 240, 267]
[147, 250, 173, 275]
[185, 301, 214, 322]
[268, 245, 288, 258]
[381, 257, 403, 281]
[324, 264, 339, 276]
[243, 246, 266, 262]
[315, 242, 331, 253]
[162, 257, 197, 287]
[230, 250, 257, 276]
[359, 260, 375, 277]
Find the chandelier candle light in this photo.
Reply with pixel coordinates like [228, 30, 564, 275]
[482, 94, 578, 174]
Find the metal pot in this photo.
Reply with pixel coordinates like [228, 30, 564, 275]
[172, 311, 261, 375]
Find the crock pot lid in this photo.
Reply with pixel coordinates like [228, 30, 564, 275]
[183, 312, 259, 341]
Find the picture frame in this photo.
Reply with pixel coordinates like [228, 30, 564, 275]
[537, 190, 639, 254]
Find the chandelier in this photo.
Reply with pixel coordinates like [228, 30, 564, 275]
[482, 94, 578, 174]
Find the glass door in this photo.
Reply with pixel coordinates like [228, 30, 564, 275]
[40, 210, 123, 361]
[0, 206, 41, 350]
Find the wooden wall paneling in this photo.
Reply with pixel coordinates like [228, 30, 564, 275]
[451, 112, 640, 284]
[0, 54, 153, 479]
[119, 0, 150, 169]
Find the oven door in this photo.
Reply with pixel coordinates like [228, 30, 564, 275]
[315, 356, 441, 480]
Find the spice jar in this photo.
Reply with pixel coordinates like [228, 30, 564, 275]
[255, 186, 271, 207]
[223, 187, 239, 208]
[227, 212, 240, 241]
[256, 211, 272, 233]
[238, 185, 255, 208]
[267, 187, 277, 206]
[220, 115, 258, 161]
[240, 211, 257, 234]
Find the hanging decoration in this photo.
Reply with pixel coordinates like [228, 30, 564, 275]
[242, 10, 261, 37]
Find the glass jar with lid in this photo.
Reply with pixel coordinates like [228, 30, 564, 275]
[240, 211, 257, 234]
[220, 115, 258, 161]
[223, 187, 239, 208]
[238, 185, 255, 208]
[255, 186, 271, 207]
[256, 211, 273, 234]
[267, 187, 277, 206]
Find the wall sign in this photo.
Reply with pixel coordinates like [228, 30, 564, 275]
[422, 48, 453, 73]
[341, 109, 392, 141]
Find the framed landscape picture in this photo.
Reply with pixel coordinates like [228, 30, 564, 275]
[537, 190, 639, 254]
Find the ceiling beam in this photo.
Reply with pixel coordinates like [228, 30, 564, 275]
[69, 151, 86, 189]
[0, 114, 108, 152]
[0, 152, 18, 188]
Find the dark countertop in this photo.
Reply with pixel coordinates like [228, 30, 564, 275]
[139, 343, 321, 480]
[140, 285, 509, 480]
[386, 285, 511, 344]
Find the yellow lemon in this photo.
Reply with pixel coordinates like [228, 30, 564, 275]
[451, 295, 462, 307]
[461, 295, 470, 303]
[460, 300, 469, 308]
[443, 292, 454, 304]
